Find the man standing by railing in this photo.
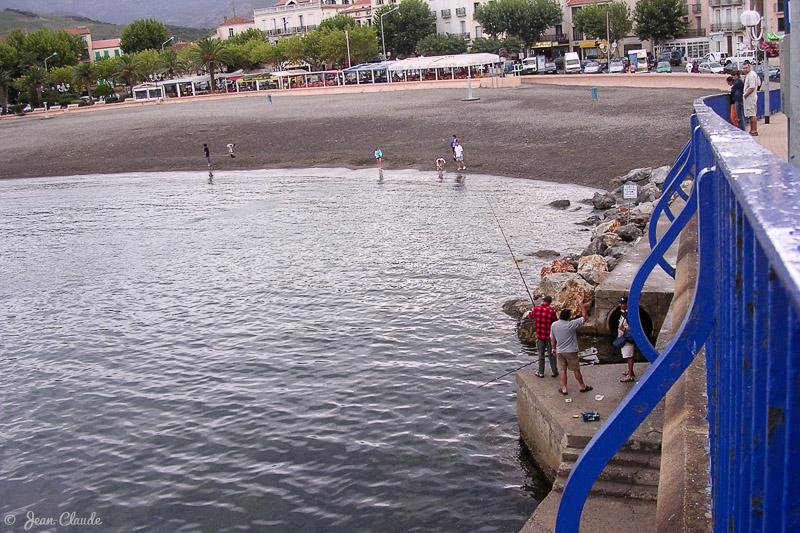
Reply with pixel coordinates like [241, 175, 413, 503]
[742, 60, 759, 136]
[551, 301, 592, 395]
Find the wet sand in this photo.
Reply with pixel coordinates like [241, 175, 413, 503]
[0, 85, 713, 187]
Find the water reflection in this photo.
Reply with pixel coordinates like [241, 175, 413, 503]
[0, 168, 600, 532]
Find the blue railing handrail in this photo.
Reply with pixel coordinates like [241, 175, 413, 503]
[555, 89, 800, 532]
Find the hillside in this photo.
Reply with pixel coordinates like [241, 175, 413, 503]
[0, 8, 212, 41]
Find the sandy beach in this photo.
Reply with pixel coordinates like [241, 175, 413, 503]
[0, 84, 713, 187]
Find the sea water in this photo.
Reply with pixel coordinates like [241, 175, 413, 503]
[0, 168, 599, 532]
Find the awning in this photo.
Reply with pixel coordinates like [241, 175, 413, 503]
[579, 40, 608, 48]
[388, 53, 501, 73]
[532, 41, 559, 48]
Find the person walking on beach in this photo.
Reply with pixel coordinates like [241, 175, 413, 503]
[551, 301, 592, 395]
[203, 144, 211, 167]
[528, 296, 559, 378]
[227, 143, 236, 158]
[450, 135, 458, 160]
[617, 297, 637, 382]
[436, 157, 446, 171]
[375, 147, 382, 169]
[453, 142, 465, 171]
[742, 60, 759, 136]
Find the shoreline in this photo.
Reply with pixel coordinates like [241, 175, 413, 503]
[0, 85, 714, 188]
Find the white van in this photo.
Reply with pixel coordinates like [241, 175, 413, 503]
[564, 52, 581, 73]
[519, 57, 539, 75]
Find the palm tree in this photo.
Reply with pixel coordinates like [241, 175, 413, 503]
[14, 65, 47, 107]
[73, 62, 97, 104]
[111, 55, 142, 95]
[189, 38, 232, 92]
[0, 69, 13, 114]
[154, 49, 180, 79]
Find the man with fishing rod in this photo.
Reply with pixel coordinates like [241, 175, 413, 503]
[550, 301, 593, 395]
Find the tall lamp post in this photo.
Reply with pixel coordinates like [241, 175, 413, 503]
[345, 29, 352, 69]
[43, 52, 56, 119]
[161, 36, 174, 51]
[741, 9, 769, 123]
[380, 6, 400, 60]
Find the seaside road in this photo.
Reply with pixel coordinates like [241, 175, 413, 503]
[0, 85, 713, 186]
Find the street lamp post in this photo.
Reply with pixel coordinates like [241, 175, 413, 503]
[380, 6, 400, 60]
[161, 36, 174, 51]
[345, 30, 352, 69]
[43, 52, 56, 119]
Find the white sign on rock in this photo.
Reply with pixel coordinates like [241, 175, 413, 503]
[623, 183, 639, 199]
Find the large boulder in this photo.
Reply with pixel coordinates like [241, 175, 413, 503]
[581, 270, 611, 285]
[614, 167, 652, 184]
[604, 208, 620, 220]
[502, 298, 532, 319]
[606, 256, 622, 271]
[549, 199, 571, 209]
[582, 236, 608, 256]
[614, 224, 644, 242]
[539, 273, 595, 316]
[604, 241, 634, 260]
[541, 259, 576, 278]
[637, 182, 661, 204]
[592, 218, 622, 239]
[527, 249, 561, 258]
[649, 165, 671, 185]
[577, 255, 609, 285]
[576, 214, 602, 227]
[517, 316, 537, 345]
[601, 232, 622, 248]
[592, 192, 617, 210]
[632, 201, 655, 216]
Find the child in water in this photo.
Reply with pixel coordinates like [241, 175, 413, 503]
[375, 147, 382, 169]
[436, 158, 446, 171]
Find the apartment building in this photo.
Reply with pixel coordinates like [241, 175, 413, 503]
[254, 0, 355, 39]
[426, 0, 488, 42]
[216, 16, 257, 40]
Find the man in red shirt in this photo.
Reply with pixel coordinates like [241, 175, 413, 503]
[528, 296, 559, 377]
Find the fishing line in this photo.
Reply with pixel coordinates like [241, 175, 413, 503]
[443, 359, 538, 407]
[481, 191, 534, 304]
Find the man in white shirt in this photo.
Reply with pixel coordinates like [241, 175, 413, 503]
[453, 142, 465, 170]
[742, 60, 759, 136]
[550, 301, 592, 395]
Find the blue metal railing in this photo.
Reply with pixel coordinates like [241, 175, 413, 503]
[555, 89, 800, 532]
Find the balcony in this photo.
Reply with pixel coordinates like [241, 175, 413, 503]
[263, 24, 317, 36]
[441, 8, 451, 17]
[456, 7, 466, 16]
[709, 0, 743, 6]
[573, 28, 584, 41]
[447, 31, 471, 39]
[710, 21, 744, 31]
[540, 33, 570, 44]
[255, 1, 322, 15]
[692, 2, 702, 12]
[682, 28, 707, 37]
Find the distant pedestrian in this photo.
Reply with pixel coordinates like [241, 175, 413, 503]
[742, 60, 759, 136]
[453, 142, 465, 170]
[551, 301, 592, 395]
[731, 70, 745, 131]
[227, 143, 236, 158]
[436, 157, 446, 171]
[450, 135, 458, 160]
[375, 147, 382, 169]
[528, 296, 559, 378]
[617, 297, 636, 382]
[203, 143, 210, 167]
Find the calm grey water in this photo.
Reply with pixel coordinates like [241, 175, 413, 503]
[0, 169, 597, 532]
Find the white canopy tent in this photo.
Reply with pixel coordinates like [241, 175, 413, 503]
[387, 53, 501, 81]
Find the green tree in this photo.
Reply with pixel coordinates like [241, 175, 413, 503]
[111, 54, 143, 94]
[95, 57, 117, 86]
[281, 35, 307, 64]
[4, 29, 84, 72]
[345, 25, 380, 63]
[188, 38, 232, 91]
[135, 49, 161, 82]
[0, 41, 19, 72]
[318, 14, 358, 31]
[250, 40, 285, 67]
[574, 2, 632, 46]
[0, 68, 13, 113]
[301, 31, 327, 70]
[72, 62, 97, 103]
[120, 18, 171, 54]
[227, 27, 267, 45]
[14, 65, 47, 106]
[154, 49, 180, 79]
[470, 36, 523, 54]
[633, 0, 688, 46]
[226, 41, 262, 71]
[416, 34, 469, 56]
[474, 0, 562, 48]
[374, 0, 436, 58]
[48, 65, 75, 91]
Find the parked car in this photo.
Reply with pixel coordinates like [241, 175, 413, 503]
[608, 59, 625, 73]
[725, 49, 757, 66]
[656, 61, 672, 73]
[553, 56, 565, 73]
[564, 52, 581, 73]
[583, 61, 603, 74]
[698, 61, 725, 74]
[544, 61, 557, 74]
[723, 59, 746, 74]
[702, 52, 727, 63]
[756, 66, 781, 82]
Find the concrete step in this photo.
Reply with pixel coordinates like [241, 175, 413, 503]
[552, 476, 660, 501]
[561, 446, 662, 470]
[556, 458, 660, 488]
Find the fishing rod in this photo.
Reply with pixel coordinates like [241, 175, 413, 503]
[444, 359, 538, 407]
[481, 192, 534, 304]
